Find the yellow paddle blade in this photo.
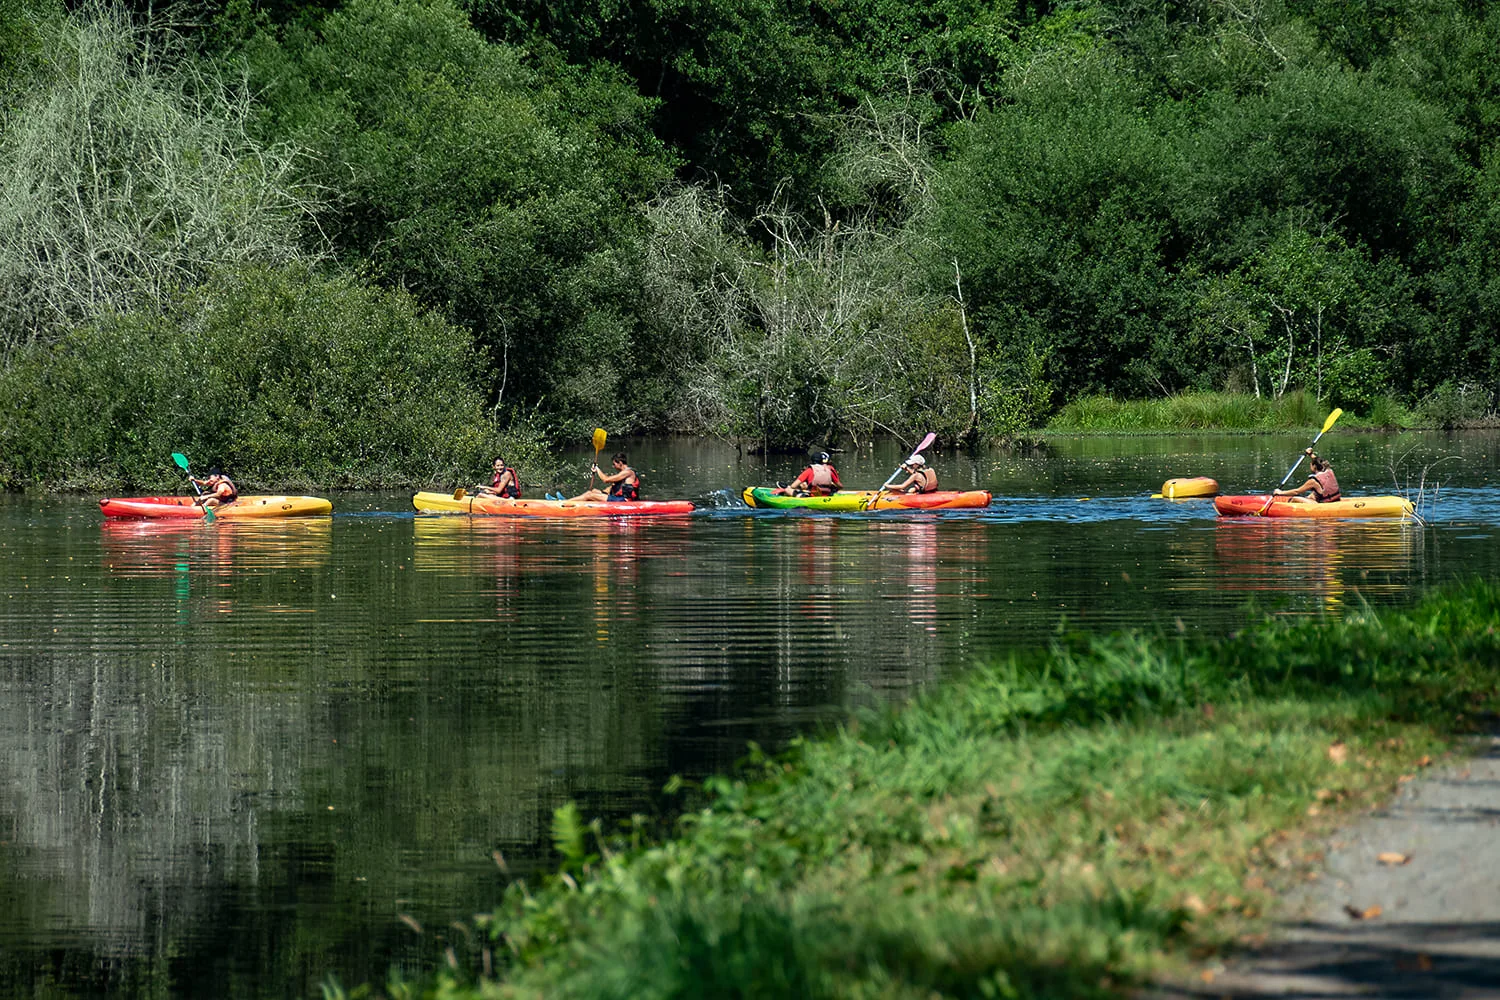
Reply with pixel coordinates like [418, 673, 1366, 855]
[592, 427, 607, 452]
[1322, 408, 1344, 434]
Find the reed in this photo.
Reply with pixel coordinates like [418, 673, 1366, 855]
[361, 582, 1500, 1000]
[1045, 390, 1418, 433]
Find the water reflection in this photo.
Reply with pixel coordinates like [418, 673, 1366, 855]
[1207, 518, 1423, 612]
[7, 432, 1500, 1000]
[99, 517, 333, 577]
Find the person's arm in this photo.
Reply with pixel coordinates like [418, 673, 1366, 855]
[828, 467, 841, 487]
[1274, 478, 1317, 497]
[889, 473, 915, 493]
[594, 466, 628, 484]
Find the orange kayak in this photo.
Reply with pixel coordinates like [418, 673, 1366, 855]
[1213, 495, 1414, 519]
[413, 491, 694, 517]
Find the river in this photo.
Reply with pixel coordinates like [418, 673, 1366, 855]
[1, 431, 1497, 997]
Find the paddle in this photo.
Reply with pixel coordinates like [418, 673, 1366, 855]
[866, 432, 936, 509]
[1257, 407, 1344, 515]
[587, 427, 607, 489]
[171, 452, 215, 522]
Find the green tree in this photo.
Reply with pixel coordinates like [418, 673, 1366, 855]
[232, 0, 673, 431]
[0, 1, 321, 360]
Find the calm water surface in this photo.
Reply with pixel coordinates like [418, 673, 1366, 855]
[3, 432, 1499, 997]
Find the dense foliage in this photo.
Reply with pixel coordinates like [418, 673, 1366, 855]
[0, 265, 514, 490]
[2, 0, 1500, 482]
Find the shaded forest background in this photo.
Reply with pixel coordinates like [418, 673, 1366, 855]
[2, 0, 1498, 487]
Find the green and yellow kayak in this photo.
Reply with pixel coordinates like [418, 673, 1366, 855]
[741, 487, 992, 511]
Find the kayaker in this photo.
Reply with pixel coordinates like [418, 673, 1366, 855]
[477, 457, 521, 498]
[774, 452, 842, 496]
[560, 452, 640, 503]
[191, 469, 238, 509]
[1274, 450, 1341, 504]
[887, 454, 938, 494]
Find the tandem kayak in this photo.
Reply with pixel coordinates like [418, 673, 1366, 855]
[1159, 476, 1218, 499]
[413, 492, 695, 517]
[741, 487, 993, 511]
[99, 495, 333, 519]
[1213, 495, 1415, 519]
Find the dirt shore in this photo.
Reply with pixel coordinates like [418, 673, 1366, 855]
[1147, 734, 1500, 999]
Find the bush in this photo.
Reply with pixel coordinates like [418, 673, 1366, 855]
[0, 265, 523, 491]
[1416, 381, 1494, 429]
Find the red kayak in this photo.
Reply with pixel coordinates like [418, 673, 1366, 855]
[99, 496, 333, 519]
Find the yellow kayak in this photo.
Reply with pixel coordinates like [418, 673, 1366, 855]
[1214, 495, 1414, 519]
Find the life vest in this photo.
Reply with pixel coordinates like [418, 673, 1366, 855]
[906, 468, 937, 494]
[609, 469, 640, 501]
[1312, 468, 1341, 503]
[213, 476, 238, 503]
[491, 468, 521, 499]
[809, 463, 838, 489]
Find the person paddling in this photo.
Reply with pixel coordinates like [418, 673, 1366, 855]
[1273, 449, 1341, 504]
[887, 454, 938, 494]
[190, 469, 238, 509]
[559, 452, 639, 503]
[774, 452, 842, 496]
[477, 457, 521, 498]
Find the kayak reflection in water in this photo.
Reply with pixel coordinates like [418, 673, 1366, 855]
[773, 452, 841, 496]
[1274, 449, 1342, 504]
[477, 456, 521, 498]
[563, 452, 640, 503]
[190, 469, 238, 509]
[887, 454, 938, 494]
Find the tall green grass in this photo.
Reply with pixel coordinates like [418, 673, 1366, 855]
[344, 583, 1500, 1000]
[1046, 390, 1416, 433]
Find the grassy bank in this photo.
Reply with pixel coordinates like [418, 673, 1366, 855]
[1044, 391, 1431, 434]
[345, 582, 1500, 1000]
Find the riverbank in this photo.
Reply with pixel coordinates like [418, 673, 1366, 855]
[1044, 390, 1500, 435]
[354, 581, 1500, 1000]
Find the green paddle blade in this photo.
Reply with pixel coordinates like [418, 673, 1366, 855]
[171, 452, 191, 471]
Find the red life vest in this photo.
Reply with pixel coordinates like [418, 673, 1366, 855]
[809, 463, 839, 489]
[608, 469, 640, 501]
[491, 468, 521, 498]
[1312, 468, 1341, 502]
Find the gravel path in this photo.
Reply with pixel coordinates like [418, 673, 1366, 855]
[1145, 734, 1500, 999]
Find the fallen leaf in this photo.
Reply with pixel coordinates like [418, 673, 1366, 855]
[1416, 755, 1433, 768]
[1315, 788, 1336, 801]
[1199, 969, 1216, 984]
[1328, 742, 1349, 764]
[1306, 805, 1322, 816]
[1397, 774, 1415, 783]
[1344, 903, 1383, 920]
[1377, 852, 1412, 866]
[1395, 954, 1435, 972]
[1182, 893, 1210, 915]
[1244, 875, 1268, 891]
